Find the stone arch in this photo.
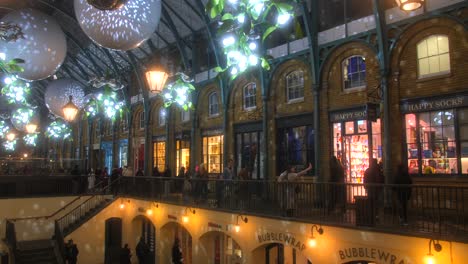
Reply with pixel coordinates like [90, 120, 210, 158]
[149, 98, 164, 126]
[160, 221, 193, 264]
[131, 214, 157, 264]
[251, 242, 313, 264]
[132, 105, 144, 130]
[268, 59, 314, 116]
[198, 230, 244, 264]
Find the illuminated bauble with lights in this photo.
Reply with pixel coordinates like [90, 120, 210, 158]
[11, 107, 37, 132]
[74, 0, 162, 50]
[87, 0, 129, 10]
[45, 78, 85, 118]
[0, 9, 67, 81]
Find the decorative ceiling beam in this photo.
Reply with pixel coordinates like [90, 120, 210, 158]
[162, 1, 196, 33]
[160, 18, 193, 49]
[154, 31, 170, 47]
[161, 7, 190, 69]
[146, 39, 158, 52]
[64, 31, 106, 75]
[62, 62, 87, 80]
[66, 56, 90, 79]
[181, 0, 204, 20]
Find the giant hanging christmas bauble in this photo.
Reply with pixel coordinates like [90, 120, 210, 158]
[0, 9, 67, 81]
[74, 0, 161, 50]
[11, 107, 37, 132]
[45, 78, 85, 118]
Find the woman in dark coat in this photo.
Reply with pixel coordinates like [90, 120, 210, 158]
[120, 244, 131, 264]
[394, 164, 412, 225]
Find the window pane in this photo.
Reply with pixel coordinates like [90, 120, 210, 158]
[438, 36, 449, 53]
[357, 120, 367, 133]
[427, 36, 439, 56]
[418, 58, 429, 76]
[460, 125, 468, 140]
[417, 41, 428, 58]
[462, 142, 468, 174]
[459, 109, 468, 124]
[439, 53, 450, 73]
[345, 121, 354, 134]
[428, 56, 440, 74]
[406, 114, 417, 143]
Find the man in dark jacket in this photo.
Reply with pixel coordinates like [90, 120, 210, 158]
[135, 238, 149, 264]
[172, 237, 183, 264]
[120, 243, 132, 264]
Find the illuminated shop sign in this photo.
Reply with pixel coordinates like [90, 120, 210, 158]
[401, 95, 467, 113]
[338, 247, 407, 264]
[257, 232, 306, 251]
[330, 104, 379, 122]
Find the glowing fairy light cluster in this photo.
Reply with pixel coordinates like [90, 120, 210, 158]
[162, 73, 195, 111]
[3, 139, 16, 151]
[46, 120, 72, 139]
[0, 120, 10, 139]
[1, 75, 31, 104]
[206, 0, 295, 79]
[11, 107, 35, 132]
[23, 133, 37, 146]
[85, 87, 125, 120]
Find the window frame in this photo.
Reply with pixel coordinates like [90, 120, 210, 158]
[139, 111, 145, 130]
[417, 35, 451, 79]
[158, 107, 166, 127]
[342, 55, 366, 91]
[209, 92, 220, 117]
[286, 70, 305, 103]
[181, 109, 190, 123]
[243, 82, 257, 110]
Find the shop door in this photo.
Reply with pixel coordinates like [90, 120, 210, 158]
[104, 218, 122, 264]
[343, 134, 369, 202]
[265, 243, 284, 264]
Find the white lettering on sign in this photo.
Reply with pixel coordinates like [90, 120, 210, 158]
[338, 247, 406, 264]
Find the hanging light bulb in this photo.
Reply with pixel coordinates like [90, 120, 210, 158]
[6, 132, 15, 141]
[62, 96, 79, 122]
[25, 123, 37, 134]
[395, 0, 424, 11]
[146, 67, 168, 94]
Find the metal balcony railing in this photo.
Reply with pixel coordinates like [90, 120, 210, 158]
[117, 176, 468, 243]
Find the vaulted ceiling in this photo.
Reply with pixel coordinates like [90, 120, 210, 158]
[1, 0, 212, 112]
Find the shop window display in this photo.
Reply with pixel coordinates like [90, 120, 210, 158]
[277, 125, 314, 174]
[203, 135, 224, 174]
[176, 140, 190, 173]
[405, 110, 458, 175]
[333, 119, 381, 183]
[236, 131, 264, 179]
[460, 109, 468, 174]
[153, 141, 166, 172]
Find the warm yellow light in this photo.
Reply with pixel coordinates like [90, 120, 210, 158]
[6, 132, 15, 141]
[424, 254, 436, 264]
[234, 224, 240, 233]
[307, 237, 317, 248]
[395, 0, 424, 11]
[120, 203, 125, 209]
[25, 124, 37, 134]
[145, 68, 168, 93]
[23, 153, 28, 158]
[62, 96, 79, 122]
[146, 209, 153, 215]
[182, 215, 189, 223]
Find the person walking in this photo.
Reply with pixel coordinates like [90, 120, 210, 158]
[329, 156, 346, 213]
[65, 239, 79, 264]
[394, 164, 412, 225]
[172, 237, 183, 264]
[136, 238, 149, 264]
[278, 163, 313, 217]
[364, 159, 380, 224]
[120, 243, 132, 264]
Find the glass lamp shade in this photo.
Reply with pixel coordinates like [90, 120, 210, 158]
[25, 124, 37, 134]
[74, 0, 162, 50]
[146, 69, 168, 94]
[62, 96, 80, 122]
[45, 78, 85, 118]
[0, 9, 67, 81]
[6, 132, 15, 141]
[395, 0, 424, 11]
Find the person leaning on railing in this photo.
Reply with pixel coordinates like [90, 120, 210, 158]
[278, 163, 313, 217]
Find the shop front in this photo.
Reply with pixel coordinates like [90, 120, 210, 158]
[175, 131, 191, 174]
[118, 139, 128, 168]
[153, 135, 166, 174]
[134, 137, 145, 173]
[101, 141, 113, 172]
[234, 122, 264, 179]
[276, 113, 315, 175]
[401, 93, 468, 176]
[202, 128, 224, 176]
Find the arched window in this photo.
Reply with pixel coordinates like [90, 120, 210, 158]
[209, 92, 219, 116]
[181, 109, 190, 122]
[342, 56, 366, 90]
[139, 111, 145, 129]
[158, 107, 166, 126]
[417, 35, 450, 78]
[286, 70, 304, 102]
[243, 82, 257, 110]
